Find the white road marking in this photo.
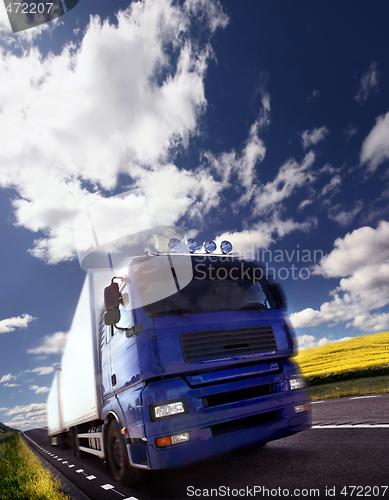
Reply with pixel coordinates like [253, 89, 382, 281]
[22, 432, 140, 499]
[312, 424, 389, 428]
[350, 395, 380, 400]
[101, 484, 115, 490]
[311, 401, 324, 404]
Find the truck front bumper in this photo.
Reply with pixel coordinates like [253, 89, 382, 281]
[141, 359, 311, 470]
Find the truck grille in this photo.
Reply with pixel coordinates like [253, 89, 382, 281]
[211, 410, 278, 436]
[181, 326, 277, 362]
[203, 383, 275, 407]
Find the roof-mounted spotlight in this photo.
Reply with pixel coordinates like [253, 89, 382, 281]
[203, 240, 217, 253]
[186, 239, 200, 253]
[168, 238, 181, 252]
[220, 240, 233, 254]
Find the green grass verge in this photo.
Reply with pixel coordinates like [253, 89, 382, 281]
[308, 375, 389, 401]
[307, 365, 389, 386]
[0, 432, 71, 500]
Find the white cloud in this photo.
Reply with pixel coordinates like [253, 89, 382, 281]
[354, 61, 380, 105]
[0, 373, 16, 383]
[3, 383, 21, 387]
[28, 331, 68, 355]
[213, 216, 318, 259]
[338, 336, 353, 343]
[0, 0, 228, 264]
[349, 312, 389, 332]
[215, 229, 275, 255]
[253, 151, 316, 216]
[208, 151, 319, 254]
[4, 403, 47, 430]
[0, 1, 328, 267]
[203, 92, 270, 206]
[313, 221, 389, 278]
[291, 222, 389, 333]
[328, 200, 363, 226]
[296, 334, 332, 350]
[344, 123, 358, 141]
[0, 314, 36, 333]
[5, 402, 46, 416]
[301, 126, 329, 149]
[320, 175, 342, 198]
[298, 199, 313, 211]
[132, 162, 224, 226]
[296, 335, 353, 350]
[360, 111, 389, 173]
[307, 90, 320, 103]
[296, 334, 317, 349]
[29, 366, 55, 376]
[29, 385, 50, 394]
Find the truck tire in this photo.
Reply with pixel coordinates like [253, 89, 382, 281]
[57, 432, 67, 450]
[70, 426, 84, 459]
[106, 420, 139, 486]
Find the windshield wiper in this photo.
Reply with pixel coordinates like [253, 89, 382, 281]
[149, 308, 202, 317]
[234, 302, 267, 311]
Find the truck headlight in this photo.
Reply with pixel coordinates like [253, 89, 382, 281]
[289, 378, 306, 391]
[150, 400, 187, 420]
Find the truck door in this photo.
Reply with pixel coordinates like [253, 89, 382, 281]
[107, 282, 141, 396]
[100, 320, 113, 401]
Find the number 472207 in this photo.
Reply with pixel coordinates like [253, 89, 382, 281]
[6, 3, 54, 14]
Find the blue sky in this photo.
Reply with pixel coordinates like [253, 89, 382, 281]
[0, 0, 389, 430]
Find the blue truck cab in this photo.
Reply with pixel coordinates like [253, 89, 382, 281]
[99, 245, 311, 483]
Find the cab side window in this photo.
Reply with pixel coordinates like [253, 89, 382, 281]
[106, 324, 114, 342]
[115, 283, 133, 331]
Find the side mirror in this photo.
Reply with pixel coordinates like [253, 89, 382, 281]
[104, 282, 120, 311]
[105, 308, 121, 326]
[270, 282, 287, 311]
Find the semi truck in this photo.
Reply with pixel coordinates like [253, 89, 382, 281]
[47, 238, 311, 485]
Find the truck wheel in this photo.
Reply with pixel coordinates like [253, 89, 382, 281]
[70, 427, 84, 459]
[57, 432, 67, 450]
[107, 420, 138, 486]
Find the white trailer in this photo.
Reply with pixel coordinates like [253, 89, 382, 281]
[46, 368, 63, 447]
[47, 273, 105, 456]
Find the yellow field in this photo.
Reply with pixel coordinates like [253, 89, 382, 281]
[295, 331, 389, 380]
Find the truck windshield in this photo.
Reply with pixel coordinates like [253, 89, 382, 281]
[134, 256, 278, 316]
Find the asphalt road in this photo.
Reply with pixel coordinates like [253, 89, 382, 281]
[24, 394, 389, 500]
